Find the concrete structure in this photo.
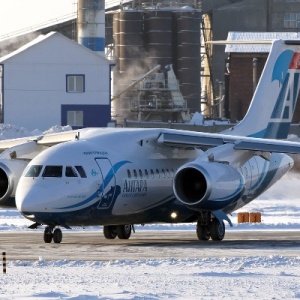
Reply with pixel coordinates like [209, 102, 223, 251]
[0, 32, 113, 131]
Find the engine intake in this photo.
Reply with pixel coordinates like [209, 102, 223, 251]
[0, 160, 30, 207]
[173, 161, 245, 211]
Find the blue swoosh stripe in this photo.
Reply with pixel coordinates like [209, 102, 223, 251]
[56, 160, 131, 210]
[214, 178, 244, 202]
[250, 160, 268, 190]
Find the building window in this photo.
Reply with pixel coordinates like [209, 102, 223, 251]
[284, 13, 300, 28]
[67, 111, 83, 126]
[66, 75, 85, 92]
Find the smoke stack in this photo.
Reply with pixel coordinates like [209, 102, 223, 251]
[77, 0, 105, 55]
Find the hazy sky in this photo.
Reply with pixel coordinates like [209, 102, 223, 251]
[0, 0, 76, 38]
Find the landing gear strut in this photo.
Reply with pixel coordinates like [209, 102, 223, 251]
[103, 225, 132, 240]
[196, 215, 226, 241]
[43, 226, 62, 244]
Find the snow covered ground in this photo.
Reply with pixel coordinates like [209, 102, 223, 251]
[0, 125, 300, 299]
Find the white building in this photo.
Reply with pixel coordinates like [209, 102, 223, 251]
[0, 32, 113, 131]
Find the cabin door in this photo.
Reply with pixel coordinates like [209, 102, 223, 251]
[95, 158, 117, 209]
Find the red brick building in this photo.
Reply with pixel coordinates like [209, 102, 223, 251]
[225, 32, 300, 123]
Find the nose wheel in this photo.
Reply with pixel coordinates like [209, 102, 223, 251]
[43, 226, 63, 243]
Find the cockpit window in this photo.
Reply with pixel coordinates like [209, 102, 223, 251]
[75, 166, 87, 178]
[65, 166, 78, 177]
[42, 166, 63, 177]
[25, 165, 43, 177]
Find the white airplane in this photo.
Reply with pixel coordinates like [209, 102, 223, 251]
[2, 39, 300, 244]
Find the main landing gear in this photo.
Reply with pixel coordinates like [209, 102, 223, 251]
[43, 226, 63, 244]
[41, 224, 133, 243]
[103, 225, 132, 240]
[196, 214, 226, 241]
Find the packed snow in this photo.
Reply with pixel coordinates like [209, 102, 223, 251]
[0, 125, 300, 299]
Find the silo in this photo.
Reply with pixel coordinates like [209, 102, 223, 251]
[117, 11, 144, 73]
[113, 13, 120, 63]
[144, 11, 173, 67]
[77, 0, 105, 55]
[112, 11, 144, 122]
[173, 11, 201, 112]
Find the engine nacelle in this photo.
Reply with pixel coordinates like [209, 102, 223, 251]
[0, 159, 30, 207]
[173, 161, 245, 211]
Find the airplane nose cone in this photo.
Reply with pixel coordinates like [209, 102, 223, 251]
[15, 181, 41, 214]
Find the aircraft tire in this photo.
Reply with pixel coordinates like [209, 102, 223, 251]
[196, 223, 211, 241]
[116, 225, 131, 239]
[103, 225, 117, 239]
[43, 226, 53, 243]
[210, 219, 225, 241]
[53, 228, 62, 244]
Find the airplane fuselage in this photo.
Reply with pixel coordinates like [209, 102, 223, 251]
[16, 128, 293, 228]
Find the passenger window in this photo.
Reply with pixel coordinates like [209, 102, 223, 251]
[166, 168, 170, 178]
[162, 169, 165, 178]
[42, 166, 63, 177]
[75, 166, 87, 178]
[156, 169, 160, 178]
[65, 166, 78, 177]
[139, 169, 143, 178]
[145, 169, 149, 178]
[133, 169, 137, 179]
[170, 169, 175, 177]
[127, 169, 131, 178]
[25, 165, 42, 177]
[150, 169, 154, 179]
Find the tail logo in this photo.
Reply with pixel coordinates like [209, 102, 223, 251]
[265, 50, 300, 138]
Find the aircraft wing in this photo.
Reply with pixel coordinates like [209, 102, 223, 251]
[35, 130, 80, 146]
[233, 139, 300, 154]
[0, 130, 81, 154]
[157, 131, 300, 154]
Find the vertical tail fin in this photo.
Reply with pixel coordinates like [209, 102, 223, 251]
[222, 40, 300, 139]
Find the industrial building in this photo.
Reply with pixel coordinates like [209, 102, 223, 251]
[202, 0, 300, 121]
[110, 7, 202, 123]
[225, 31, 300, 123]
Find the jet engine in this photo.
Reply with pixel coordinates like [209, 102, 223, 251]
[0, 159, 30, 207]
[173, 161, 245, 211]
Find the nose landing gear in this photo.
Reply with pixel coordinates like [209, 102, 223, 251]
[43, 226, 63, 244]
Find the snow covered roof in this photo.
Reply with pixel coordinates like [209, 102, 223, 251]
[0, 31, 111, 64]
[225, 31, 300, 53]
[0, 32, 56, 62]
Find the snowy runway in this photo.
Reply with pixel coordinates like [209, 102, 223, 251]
[0, 230, 300, 262]
[1, 256, 300, 299]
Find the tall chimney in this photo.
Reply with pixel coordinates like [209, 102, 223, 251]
[77, 0, 105, 55]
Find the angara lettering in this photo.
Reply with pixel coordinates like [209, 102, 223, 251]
[123, 179, 147, 193]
